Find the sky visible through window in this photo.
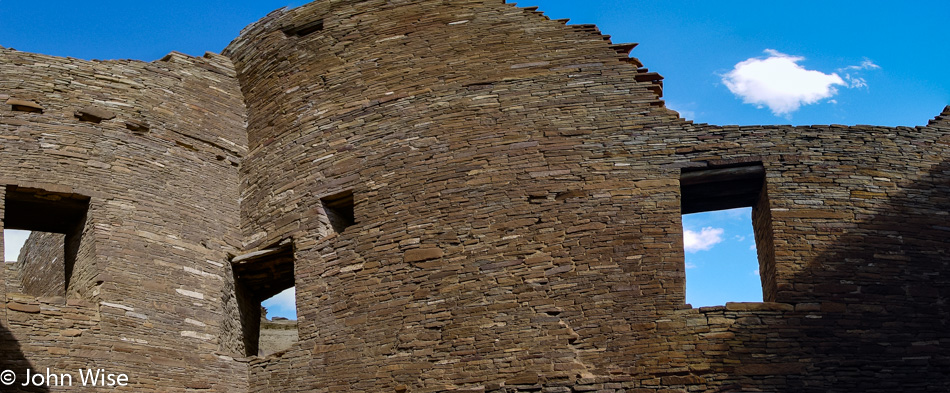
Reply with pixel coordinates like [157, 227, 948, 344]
[3, 229, 31, 262]
[682, 207, 763, 307]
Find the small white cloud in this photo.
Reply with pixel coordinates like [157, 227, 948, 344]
[843, 76, 868, 89]
[752, 269, 760, 276]
[734, 235, 746, 242]
[684, 227, 724, 253]
[749, 244, 757, 251]
[838, 59, 880, 89]
[722, 49, 846, 117]
[841, 59, 880, 71]
[685, 262, 698, 269]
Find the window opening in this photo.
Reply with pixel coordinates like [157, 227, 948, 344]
[230, 239, 297, 356]
[7, 98, 43, 113]
[322, 190, 354, 234]
[3, 186, 90, 298]
[281, 19, 324, 37]
[259, 286, 298, 357]
[680, 163, 776, 307]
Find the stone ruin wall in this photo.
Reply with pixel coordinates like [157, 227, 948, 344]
[13, 231, 66, 298]
[0, 48, 250, 391]
[226, 0, 950, 392]
[1, 0, 949, 392]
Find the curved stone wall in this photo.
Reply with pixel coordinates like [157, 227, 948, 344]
[1, 0, 947, 391]
[225, 0, 680, 390]
[226, 1, 950, 392]
[14, 231, 65, 298]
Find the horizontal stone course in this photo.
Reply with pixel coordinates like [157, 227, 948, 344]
[3, 0, 950, 392]
[1, 37, 248, 392]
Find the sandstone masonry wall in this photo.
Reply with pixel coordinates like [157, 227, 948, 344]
[225, 0, 950, 392]
[0, 48, 250, 392]
[14, 231, 65, 298]
[1, 0, 948, 392]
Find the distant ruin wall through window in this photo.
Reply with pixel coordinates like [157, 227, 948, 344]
[680, 163, 777, 306]
[3, 186, 91, 299]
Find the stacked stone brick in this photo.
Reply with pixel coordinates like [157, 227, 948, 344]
[2, 0, 949, 392]
[1, 48, 249, 391]
[13, 232, 66, 298]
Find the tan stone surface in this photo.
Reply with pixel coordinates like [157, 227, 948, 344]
[1, 0, 948, 392]
[1, 47, 248, 392]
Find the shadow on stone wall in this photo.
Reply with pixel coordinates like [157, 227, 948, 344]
[0, 322, 49, 392]
[715, 159, 950, 392]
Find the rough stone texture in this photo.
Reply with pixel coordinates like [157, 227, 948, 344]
[1, 47, 249, 392]
[224, 1, 950, 392]
[15, 231, 66, 298]
[2, 0, 949, 392]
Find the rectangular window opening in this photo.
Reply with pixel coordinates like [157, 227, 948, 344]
[680, 163, 776, 307]
[230, 239, 298, 357]
[3, 186, 90, 299]
[321, 190, 354, 234]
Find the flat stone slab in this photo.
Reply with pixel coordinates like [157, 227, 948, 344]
[404, 248, 444, 262]
[75, 106, 116, 122]
[8, 302, 41, 313]
[6, 98, 43, 112]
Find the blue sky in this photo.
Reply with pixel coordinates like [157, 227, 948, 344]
[2, 1, 947, 312]
[682, 208, 761, 307]
[263, 287, 297, 320]
[0, 1, 945, 125]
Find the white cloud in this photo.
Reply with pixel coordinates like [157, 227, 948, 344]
[685, 262, 698, 269]
[841, 59, 880, 71]
[749, 244, 757, 251]
[752, 269, 760, 276]
[838, 59, 880, 89]
[683, 227, 724, 253]
[722, 49, 846, 116]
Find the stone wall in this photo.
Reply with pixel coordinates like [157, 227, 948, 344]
[226, 0, 950, 392]
[0, 47, 250, 391]
[14, 231, 65, 298]
[0, 0, 947, 392]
